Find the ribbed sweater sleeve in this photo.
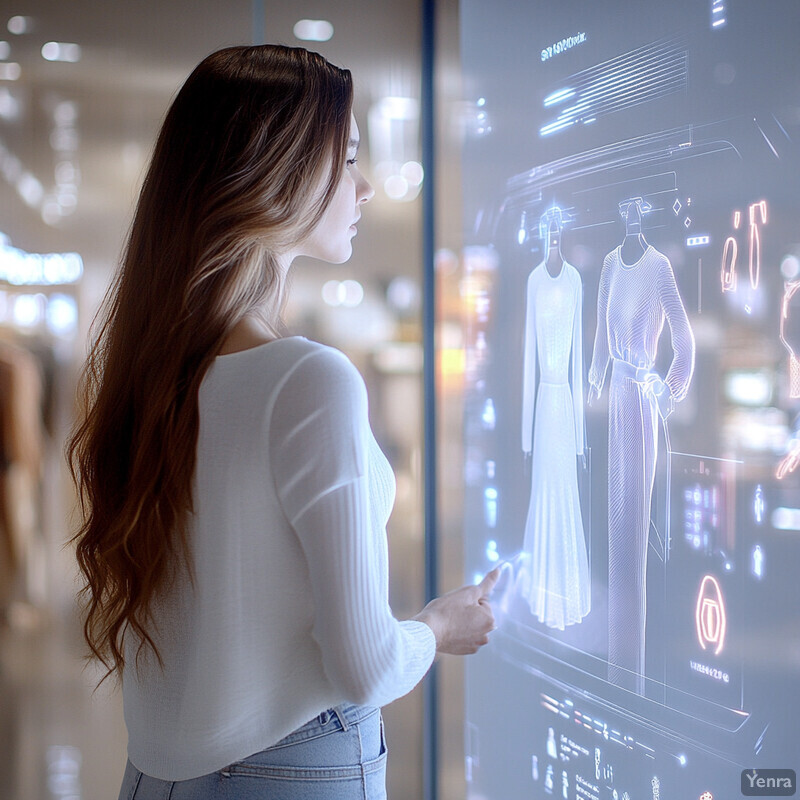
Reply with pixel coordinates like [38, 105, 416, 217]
[658, 255, 695, 402]
[269, 347, 436, 708]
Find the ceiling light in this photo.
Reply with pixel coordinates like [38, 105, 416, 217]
[7, 16, 31, 35]
[41, 42, 81, 62]
[41, 200, 61, 226]
[321, 279, 363, 307]
[377, 96, 418, 121]
[0, 62, 20, 80]
[0, 88, 19, 119]
[55, 161, 77, 184]
[13, 294, 42, 327]
[339, 280, 364, 307]
[53, 100, 77, 123]
[0, 236, 84, 283]
[386, 277, 420, 313]
[0, 41, 10, 59]
[50, 128, 79, 151]
[400, 160, 424, 186]
[17, 171, 43, 206]
[293, 19, 333, 42]
[46, 294, 78, 336]
[384, 174, 408, 201]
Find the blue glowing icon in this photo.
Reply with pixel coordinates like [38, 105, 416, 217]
[518, 210, 527, 245]
[545, 764, 554, 793]
[485, 539, 500, 563]
[547, 727, 557, 758]
[482, 398, 496, 430]
[752, 545, 764, 579]
[754, 484, 764, 523]
[484, 487, 498, 528]
[711, 0, 727, 28]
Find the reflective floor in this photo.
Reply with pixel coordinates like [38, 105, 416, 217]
[0, 606, 127, 800]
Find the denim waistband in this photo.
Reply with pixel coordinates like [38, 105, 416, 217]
[318, 703, 377, 732]
[268, 704, 379, 751]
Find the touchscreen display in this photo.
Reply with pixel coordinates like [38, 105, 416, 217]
[460, 2, 800, 797]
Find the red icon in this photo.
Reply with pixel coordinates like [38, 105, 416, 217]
[695, 575, 726, 655]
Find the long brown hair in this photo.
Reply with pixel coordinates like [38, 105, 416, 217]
[67, 45, 353, 682]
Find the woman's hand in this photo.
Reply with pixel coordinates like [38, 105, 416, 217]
[413, 568, 500, 655]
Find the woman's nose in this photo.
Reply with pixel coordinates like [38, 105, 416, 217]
[358, 173, 375, 204]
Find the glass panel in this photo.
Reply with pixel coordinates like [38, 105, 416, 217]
[459, 1, 800, 797]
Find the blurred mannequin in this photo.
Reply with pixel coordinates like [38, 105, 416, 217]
[0, 339, 43, 624]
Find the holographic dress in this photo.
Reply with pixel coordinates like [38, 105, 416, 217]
[521, 261, 590, 630]
[589, 245, 694, 692]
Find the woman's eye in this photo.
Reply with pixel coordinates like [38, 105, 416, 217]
[347, 158, 358, 166]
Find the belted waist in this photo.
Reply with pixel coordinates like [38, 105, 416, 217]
[612, 358, 675, 419]
[612, 358, 653, 383]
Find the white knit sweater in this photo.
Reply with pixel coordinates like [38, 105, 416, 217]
[122, 337, 436, 780]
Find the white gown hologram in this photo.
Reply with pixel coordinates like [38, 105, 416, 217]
[589, 211, 694, 692]
[521, 245, 590, 630]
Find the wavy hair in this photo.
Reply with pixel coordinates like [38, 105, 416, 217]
[67, 45, 353, 682]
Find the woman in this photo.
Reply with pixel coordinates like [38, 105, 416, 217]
[68, 44, 498, 799]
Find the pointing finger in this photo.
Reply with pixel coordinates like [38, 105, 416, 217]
[478, 566, 501, 597]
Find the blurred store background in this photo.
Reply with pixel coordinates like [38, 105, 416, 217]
[0, 1, 470, 798]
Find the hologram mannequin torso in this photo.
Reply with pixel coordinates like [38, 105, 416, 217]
[519, 206, 590, 630]
[588, 197, 695, 693]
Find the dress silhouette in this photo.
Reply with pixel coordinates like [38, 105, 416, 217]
[589, 198, 694, 692]
[521, 212, 590, 630]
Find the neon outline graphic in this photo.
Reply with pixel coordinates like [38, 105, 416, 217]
[720, 202, 767, 293]
[720, 210, 741, 293]
[754, 484, 764, 523]
[695, 575, 726, 656]
[776, 439, 800, 480]
[711, 0, 727, 28]
[752, 545, 764, 579]
[779, 280, 800, 398]
[721, 238, 737, 292]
